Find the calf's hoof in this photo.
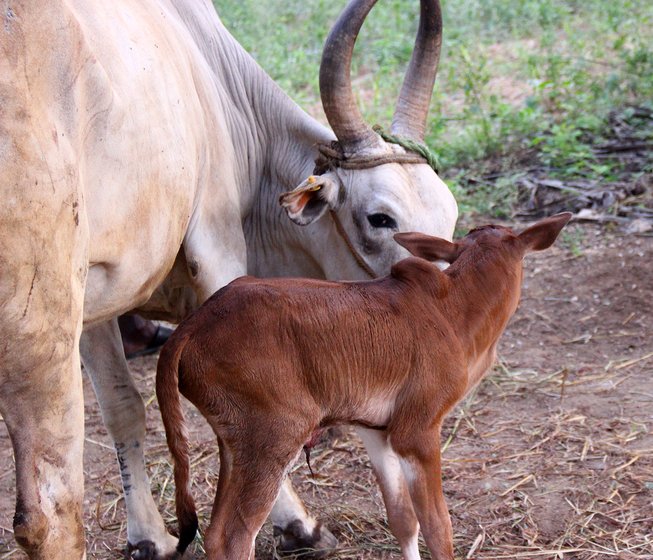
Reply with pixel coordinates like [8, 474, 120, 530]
[274, 520, 337, 558]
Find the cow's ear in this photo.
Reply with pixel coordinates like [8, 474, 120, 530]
[279, 175, 342, 225]
[393, 232, 461, 263]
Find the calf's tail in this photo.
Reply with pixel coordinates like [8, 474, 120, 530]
[156, 334, 198, 555]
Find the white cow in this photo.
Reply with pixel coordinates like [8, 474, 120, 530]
[0, 0, 457, 558]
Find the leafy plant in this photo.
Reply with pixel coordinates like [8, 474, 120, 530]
[214, 0, 653, 216]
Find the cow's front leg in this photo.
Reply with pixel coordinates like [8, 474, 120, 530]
[80, 319, 177, 559]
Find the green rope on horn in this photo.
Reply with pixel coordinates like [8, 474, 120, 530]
[373, 125, 440, 173]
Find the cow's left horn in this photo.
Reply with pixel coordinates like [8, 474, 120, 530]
[320, 0, 383, 154]
[391, 0, 443, 142]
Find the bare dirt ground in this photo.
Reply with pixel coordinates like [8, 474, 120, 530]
[0, 221, 651, 560]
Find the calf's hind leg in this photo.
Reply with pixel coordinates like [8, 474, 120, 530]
[188, 227, 337, 556]
[204, 424, 306, 560]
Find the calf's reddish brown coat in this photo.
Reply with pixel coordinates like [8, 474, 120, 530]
[156, 213, 571, 560]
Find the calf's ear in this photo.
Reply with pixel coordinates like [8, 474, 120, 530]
[394, 232, 461, 263]
[518, 212, 573, 252]
[279, 175, 342, 226]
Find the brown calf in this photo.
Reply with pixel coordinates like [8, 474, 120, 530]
[156, 213, 572, 560]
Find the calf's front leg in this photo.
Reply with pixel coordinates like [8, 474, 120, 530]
[392, 426, 454, 560]
[357, 427, 421, 560]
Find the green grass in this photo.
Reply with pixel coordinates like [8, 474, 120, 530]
[214, 0, 653, 217]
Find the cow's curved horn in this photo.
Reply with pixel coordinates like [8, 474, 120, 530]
[390, 0, 442, 142]
[320, 0, 381, 153]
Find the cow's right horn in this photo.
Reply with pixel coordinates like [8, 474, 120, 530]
[391, 0, 442, 142]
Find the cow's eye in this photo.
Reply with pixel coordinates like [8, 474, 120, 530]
[367, 213, 398, 229]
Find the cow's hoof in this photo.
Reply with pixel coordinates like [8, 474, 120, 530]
[274, 520, 337, 558]
[13, 510, 49, 552]
[127, 540, 182, 560]
[127, 540, 157, 560]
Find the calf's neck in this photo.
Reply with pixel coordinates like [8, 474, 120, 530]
[156, 213, 572, 560]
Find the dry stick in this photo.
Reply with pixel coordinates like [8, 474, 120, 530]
[442, 412, 465, 454]
[94, 478, 113, 531]
[467, 531, 485, 559]
[478, 547, 591, 558]
[612, 455, 640, 475]
[442, 385, 481, 453]
[189, 449, 219, 469]
[613, 351, 653, 371]
[85, 436, 114, 451]
[559, 367, 569, 401]
[622, 311, 636, 325]
[499, 474, 535, 497]
[158, 471, 173, 505]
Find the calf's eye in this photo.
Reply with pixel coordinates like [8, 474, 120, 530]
[367, 213, 398, 229]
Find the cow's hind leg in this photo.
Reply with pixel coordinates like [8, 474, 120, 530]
[0, 218, 87, 557]
[0, 342, 86, 560]
[80, 320, 177, 559]
[270, 478, 338, 556]
[0, 112, 89, 557]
